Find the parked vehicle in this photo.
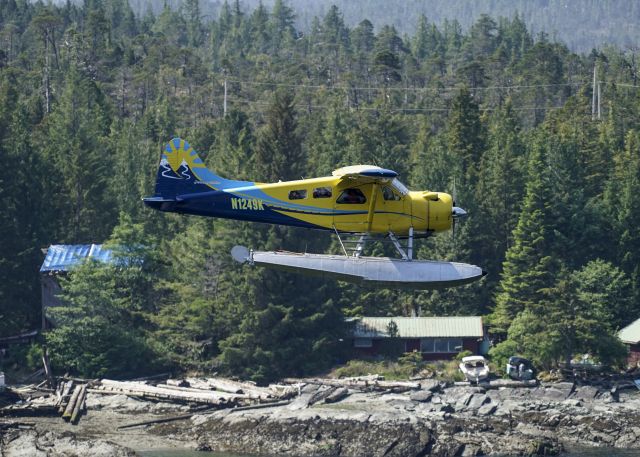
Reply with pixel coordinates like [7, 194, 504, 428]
[459, 355, 490, 383]
[506, 356, 535, 381]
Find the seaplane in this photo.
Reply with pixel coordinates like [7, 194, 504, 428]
[143, 138, 485, 289]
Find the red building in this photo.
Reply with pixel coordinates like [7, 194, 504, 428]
[618, 318, 640, 367]
[350, 316, 486, 360]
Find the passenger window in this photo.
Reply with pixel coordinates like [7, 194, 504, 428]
[382, 186, 401, 201]
[288, 189, 307, 200]
[336, 188, 367, 204]
[313, 187, 332, 198]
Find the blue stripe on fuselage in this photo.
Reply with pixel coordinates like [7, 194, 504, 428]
[172, 191, 327, 229]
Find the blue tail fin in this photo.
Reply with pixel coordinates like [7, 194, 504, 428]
[149, 138, 254, 202]
[152, 138, 210, 198]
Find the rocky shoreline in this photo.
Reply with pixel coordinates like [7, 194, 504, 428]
[176, 381, 640, 456]
[2, 379, 640, 456]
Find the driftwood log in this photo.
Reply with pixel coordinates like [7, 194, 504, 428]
[168, 377, 276, 400]
[70, 385, 87, 424]
[62, 385, 82, 421]
[284, 377, 420, 392]
[56, 381, 74, 413]
[95, 380, 242, 405]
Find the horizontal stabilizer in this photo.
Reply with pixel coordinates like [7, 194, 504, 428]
[142, 196, 177, 211]
[231, 247, 486, 289]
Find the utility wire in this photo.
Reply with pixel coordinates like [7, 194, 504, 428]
[223, 96, 565, 113]
[225, 79, 586, 92]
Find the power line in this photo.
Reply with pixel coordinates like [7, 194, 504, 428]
[609, 82, 640, 88]
[224, 96, 566, 113]
[225, 79, 586, 93]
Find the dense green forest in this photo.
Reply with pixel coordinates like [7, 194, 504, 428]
[241, 0, 640, 53]
[125, 0, 640, 53]
[1, 0, 640, 381]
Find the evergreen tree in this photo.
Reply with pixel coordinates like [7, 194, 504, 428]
[46, 215, 161, 377]
[40, 64, 115, 242]
[475, 100, 526, 285]
[0, 83, 46, 334]
[490, 141, 556, 334]
[254, 90, 304, 181]
[614, 130, 640, 302]
[446, 87, 486, 187]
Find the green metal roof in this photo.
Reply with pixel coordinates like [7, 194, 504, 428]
[618, 318, 640, 344]
[352, 316, 484, 339]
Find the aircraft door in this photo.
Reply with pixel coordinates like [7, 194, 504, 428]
[333, 184, 372, 232]
[380, 185, 409, 232]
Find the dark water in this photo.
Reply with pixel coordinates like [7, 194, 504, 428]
[561, 450, 640, 457]
[137, 451, 252, 457]
[137, 449, 640, 457]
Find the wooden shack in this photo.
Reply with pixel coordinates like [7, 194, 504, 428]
[618, 317, 640, 367]
[350, 316, 486, 360]
[40, 244, 113, 329]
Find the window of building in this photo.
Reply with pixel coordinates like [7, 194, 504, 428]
[313, 187, 332, 198]
[420, 338, 434, 353]
[354, 338, 373, 348]
[336, 188, 366, 204]
[448, 338, 463, 352]
[288, 189, 307, 200]
[435, 338, 449, 353]
[382, 186, 401, 201]
[420, 338, 463, 353]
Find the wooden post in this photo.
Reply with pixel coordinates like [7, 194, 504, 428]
[41, 346, 55, 389]
[592, 65, 597, 120]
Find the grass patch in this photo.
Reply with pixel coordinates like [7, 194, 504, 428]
[330, 353, 466, 382]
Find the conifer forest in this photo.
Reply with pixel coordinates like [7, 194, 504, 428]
[1, 0, 640, 382]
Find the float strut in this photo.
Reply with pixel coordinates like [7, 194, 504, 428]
[388, 232, 409, 261]
[408, 227, 414, 261]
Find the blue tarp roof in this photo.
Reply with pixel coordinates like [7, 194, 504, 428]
[40, 244, 114, 272]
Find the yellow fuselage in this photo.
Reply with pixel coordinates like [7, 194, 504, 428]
[144, 138, 454, 235]
[235, 176, 454, 235]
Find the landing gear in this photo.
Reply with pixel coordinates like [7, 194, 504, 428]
[333, 227, 424, 261]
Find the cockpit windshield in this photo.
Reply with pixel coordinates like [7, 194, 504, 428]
[391, 178, 409, 196]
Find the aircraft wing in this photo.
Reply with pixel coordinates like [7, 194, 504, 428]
[332, 165, 398, 184]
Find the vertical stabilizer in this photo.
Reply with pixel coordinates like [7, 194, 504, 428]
[151, 138, 252, 199]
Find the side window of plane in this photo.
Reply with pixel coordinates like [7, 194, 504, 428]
[336, 188, 367, 204]
[313, 187, 332, 198]
[382, 186, 401, 201]
[288, 189, 307, 200]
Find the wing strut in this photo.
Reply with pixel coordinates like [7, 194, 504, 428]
[366, 184, 379, 232]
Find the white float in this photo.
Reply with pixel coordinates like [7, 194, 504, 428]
[231, 246, 485, 289]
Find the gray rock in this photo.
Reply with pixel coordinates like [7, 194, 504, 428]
[409, 390, 433, 403]
[477, 403, 497, 416]
[1, 430, 136, 457]
[467, 394, 489, 409]
[571, 385, 600, 402]
[456, 393, 474, 408]
[536, 382, 574, 401]
[440, 404, 455, 413]
[419, 380, 443, 392]
[324, 388, 349, 404]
